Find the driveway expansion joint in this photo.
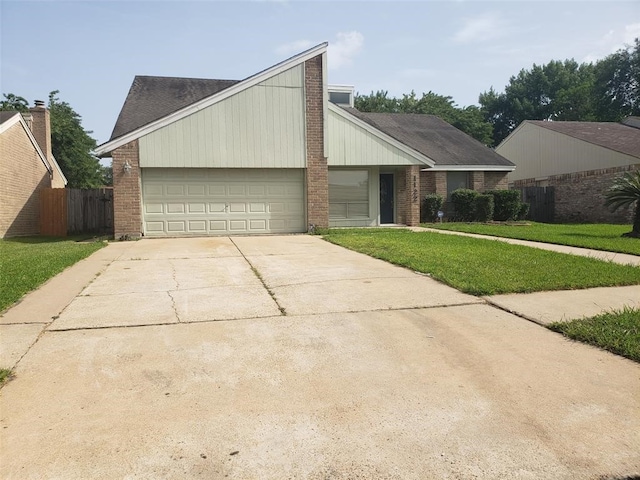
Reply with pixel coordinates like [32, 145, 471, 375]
[230, 238, 287, 316]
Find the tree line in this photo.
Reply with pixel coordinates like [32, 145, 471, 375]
[356, 39, 639, 146]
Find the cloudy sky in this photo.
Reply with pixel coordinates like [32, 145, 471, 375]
[1, 1, 638, 147]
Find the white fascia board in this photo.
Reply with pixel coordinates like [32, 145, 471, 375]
[95, 42, 329, 156]
[424, 164, 516, 172]
[329, 104, 435, 167]
[1, 113, 54, 174]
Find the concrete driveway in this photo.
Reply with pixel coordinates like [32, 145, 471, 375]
[1, 235, 639, 479]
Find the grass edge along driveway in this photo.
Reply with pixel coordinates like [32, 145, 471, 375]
[0, 236, 106, 313]
[426, 222, 640, 256]
[322, 229, 640, 296]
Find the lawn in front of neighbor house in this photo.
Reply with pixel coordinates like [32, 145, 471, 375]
[425, 222, 640, 256]
[0, 236, 106, 312]
[549, 307, 640, 363]
[322, 229, 640, 296]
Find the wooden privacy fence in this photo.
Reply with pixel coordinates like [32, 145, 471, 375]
[518, 186, 555, 223]
[40, 188, 114, 236]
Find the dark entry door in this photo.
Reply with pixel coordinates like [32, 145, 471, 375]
[380, 173, 394, 224]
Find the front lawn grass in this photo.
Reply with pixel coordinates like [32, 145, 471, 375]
[0, 236, 106, 312]
[425, 222, 640, 256]
[549, 307, 640, 363]
[323, 229, 640, 296]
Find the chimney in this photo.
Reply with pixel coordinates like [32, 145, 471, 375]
[22, 112, 33, 132]
[29, 100, 52, 163]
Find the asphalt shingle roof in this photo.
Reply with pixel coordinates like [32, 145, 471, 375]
[528, 120, 640, 159]
[109, 76, 240, 141]
[0, 111, 20, 125]
[342, 108, 514, 167]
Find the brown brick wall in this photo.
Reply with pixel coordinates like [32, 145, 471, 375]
[304, 54, 328, 230]
[404, 165, 420, 226]
[469, 171, 485, 191]
[513, 164, 639, 223]
[112, 139, 142, 238]
[30, 106, 52, 166]
[0, 121, 53, 237]
[396, 171, 407, 224]
[485, 172, 509, 191]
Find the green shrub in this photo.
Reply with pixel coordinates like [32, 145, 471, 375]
[475, 194, 494, 222]
[451, 189, 479, 221]
[422, 193, 444, 222]
[517, 202, 530, 220]
[487, 189, 522, 221]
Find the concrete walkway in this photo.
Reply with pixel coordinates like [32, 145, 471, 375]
[1, 235, 639, 479]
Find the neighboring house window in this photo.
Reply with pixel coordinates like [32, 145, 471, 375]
[447, 171, 470, 199]
[329, 170, 369, 219]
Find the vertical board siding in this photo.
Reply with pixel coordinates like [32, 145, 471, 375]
[501, 123, 640, 181]
[139, 65, 305, 169]
[327, 109, 421, 166]
[67, 188, 114, 235]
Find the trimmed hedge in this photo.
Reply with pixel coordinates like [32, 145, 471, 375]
[450, 189, 479, 221]
[475, 194, 494, 222]
[486, 189, 522, 221]
[422, 194, 444, 222]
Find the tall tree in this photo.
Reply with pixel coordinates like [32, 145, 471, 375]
[0, 93, 29, 112]
[47, 91, 104, 188]
[355, 90, 494, 145]
[480, 39, 639, 146]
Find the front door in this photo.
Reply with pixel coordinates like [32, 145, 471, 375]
[380, 173, 394, 224]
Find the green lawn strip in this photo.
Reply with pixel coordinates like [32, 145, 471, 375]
[425, 222, 640, 256]
[0, 236, 106, 312]
[323, 229, 640, 296]
[548, 307, 640, 363]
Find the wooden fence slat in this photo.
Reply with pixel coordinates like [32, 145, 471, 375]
[39, 188, 114, 237]
[40, 188, 67, 236]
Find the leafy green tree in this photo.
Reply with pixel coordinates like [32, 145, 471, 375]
[0, 93, 29, 112]
[593, 39, 640, 121]
[101, 165, 113, 186]
[604, 170, 640, 238]
[355, 90, 494, 145]
[47, 90, 104, 188]
[480, 40, 639, 146]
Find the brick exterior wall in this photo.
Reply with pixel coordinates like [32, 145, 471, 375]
[0, 121, 52, 237]
[419, 169, 510, 221]
[396, 171, 408, 224]
[404, 165, 420, 226]
[304, 55, 328, 230]
[484, 172, 509, 191]
[30, 105, 52, 164]
[112, 140, 142, 238]
[513, 165, 639, 223]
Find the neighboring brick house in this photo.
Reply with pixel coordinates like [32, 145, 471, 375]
[95, 43, 514, 238]
[496, 119, 640, 223]
[0, 104, 67, 238]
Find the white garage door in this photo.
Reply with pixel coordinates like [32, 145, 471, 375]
[141, 168, 306, 236]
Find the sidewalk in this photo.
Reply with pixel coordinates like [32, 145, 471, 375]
[410, 226, 640, 324]
[0, 242, 135, 369]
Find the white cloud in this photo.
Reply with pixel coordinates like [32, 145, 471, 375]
[453, 13, 507, 44]
[583, 22, 640, 63]
[275, 39, 315, 56]
[328, 31, 364, 70]
[275, 31, 364, 70]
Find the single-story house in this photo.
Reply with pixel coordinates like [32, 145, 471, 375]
[95, 43, 514, 238]
[0, 104, 67, 238]
[496, 118, 640, 223]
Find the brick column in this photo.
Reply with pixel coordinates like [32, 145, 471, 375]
[305, 54, 328, 230]
[405, 165, 420, 226]
[112, 139, 142, 239]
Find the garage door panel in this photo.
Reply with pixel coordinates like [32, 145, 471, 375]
[142, 168, 305, 236]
